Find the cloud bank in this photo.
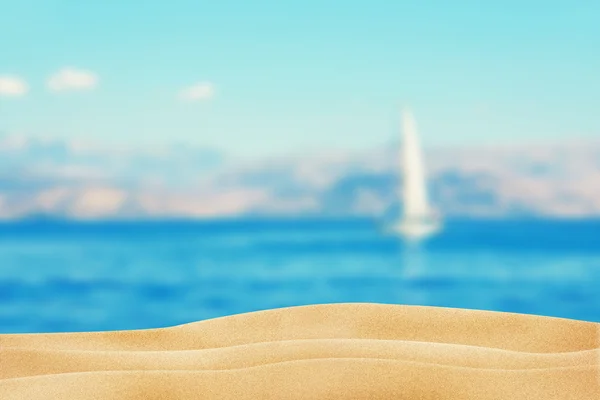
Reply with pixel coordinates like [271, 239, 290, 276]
[0, 133, 599, 220]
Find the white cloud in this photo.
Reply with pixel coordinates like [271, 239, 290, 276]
[179, 82, 214, 101]
[136, 188, 266, 217]
[0, 76, 28, 96]
[70, 187, 127, 218]
[47, 68, 98, 92]
[0, 133, 29, 150]
[36, 188, 71, 210]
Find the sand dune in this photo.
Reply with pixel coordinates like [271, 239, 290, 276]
[2, 303, 597, 352]
[1, 304, 599, 399]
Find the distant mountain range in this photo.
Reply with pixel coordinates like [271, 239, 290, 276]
[1, 133, 599, 219]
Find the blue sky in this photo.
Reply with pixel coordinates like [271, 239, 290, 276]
[1, 0, 599, 156]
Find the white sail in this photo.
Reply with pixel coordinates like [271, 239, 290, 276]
[401, 109, 430, 219]
[387, 109, 441, 240]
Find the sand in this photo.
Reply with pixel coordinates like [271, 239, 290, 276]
[1, 303, 599, 399]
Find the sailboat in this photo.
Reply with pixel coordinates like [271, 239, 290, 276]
[389, 109, 442, 240]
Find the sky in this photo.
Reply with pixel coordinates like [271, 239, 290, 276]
[1, 0, 599, 157]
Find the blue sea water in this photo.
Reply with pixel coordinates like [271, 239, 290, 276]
[0, 218, 599, 333]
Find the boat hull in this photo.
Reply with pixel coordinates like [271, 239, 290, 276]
[386, 220, 442, 241]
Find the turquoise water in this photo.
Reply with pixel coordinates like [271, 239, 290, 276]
[0, 219, 599, 333]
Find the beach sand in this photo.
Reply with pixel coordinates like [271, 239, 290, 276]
[1, 303, 599, 399]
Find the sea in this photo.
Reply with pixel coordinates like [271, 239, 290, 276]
[0, 218, 599, 333]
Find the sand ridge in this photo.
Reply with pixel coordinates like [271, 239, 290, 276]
[1, 303, 599, 399]
[1, 340, 598, 380]
[1, 360, 598, 400]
